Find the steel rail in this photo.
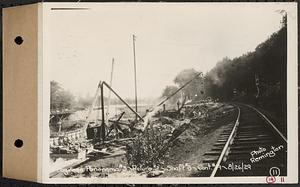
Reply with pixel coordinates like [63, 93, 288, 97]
[210, 105, 241, 177]
[243, 104, 287, 143]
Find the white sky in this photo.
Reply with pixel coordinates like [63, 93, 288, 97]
[44, 3, 285, 99]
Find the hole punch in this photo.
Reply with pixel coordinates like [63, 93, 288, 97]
[14, 36, 23, 45]
[14, 139, 23, 148]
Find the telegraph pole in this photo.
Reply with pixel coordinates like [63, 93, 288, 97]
[100, 82, 106, 142]
[133, 34, 138, 121]
[106, 58, 114, 123]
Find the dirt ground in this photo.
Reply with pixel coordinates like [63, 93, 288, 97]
[161, 104, 237, 177]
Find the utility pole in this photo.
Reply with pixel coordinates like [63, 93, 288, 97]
[100, 82, 106, 142]
[133, 34, 138, 121]
[106, 58, 114, 123]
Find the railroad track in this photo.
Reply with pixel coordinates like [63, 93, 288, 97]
[200, 103, 287, 177]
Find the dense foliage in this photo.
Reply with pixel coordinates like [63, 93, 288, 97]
[126, 128, 168, 169]
[205, 16, 287, 115]
[161, 16, 287, 116]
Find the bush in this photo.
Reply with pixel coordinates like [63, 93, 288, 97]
[126, 127, 169, 169]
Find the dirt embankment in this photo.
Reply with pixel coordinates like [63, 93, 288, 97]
[162, 103, 237, 177]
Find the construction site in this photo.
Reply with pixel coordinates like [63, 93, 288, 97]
[49, 70, 287, 178]
[49, 17, 288, 178]
[49, 68, 226, 178]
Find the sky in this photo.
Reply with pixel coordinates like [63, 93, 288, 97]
[44, 3, 286, 99]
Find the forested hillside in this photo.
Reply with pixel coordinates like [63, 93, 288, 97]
[205, 16, 287, 116]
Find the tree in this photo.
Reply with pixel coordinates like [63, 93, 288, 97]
[173, 68, 204, 100]
[50, 81, 75, 111]
[204, 15, 287, 116]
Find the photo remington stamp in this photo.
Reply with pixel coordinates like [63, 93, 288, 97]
[40, 2, 297, 184]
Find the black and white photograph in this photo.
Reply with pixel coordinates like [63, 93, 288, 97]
[44, 2, 297, 183]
